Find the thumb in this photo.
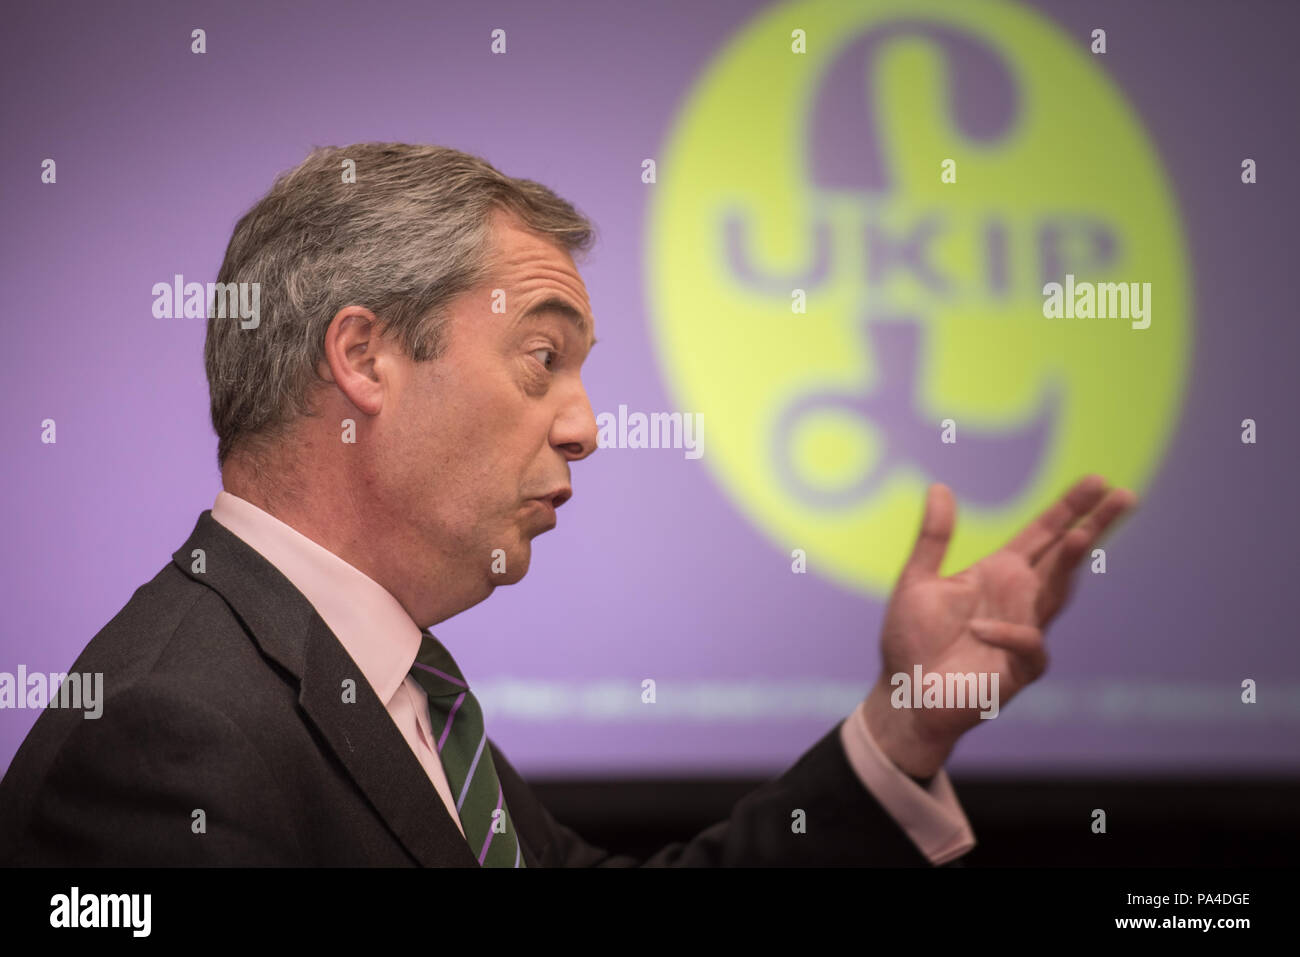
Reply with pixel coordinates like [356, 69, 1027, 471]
[902, 483, 955, 580]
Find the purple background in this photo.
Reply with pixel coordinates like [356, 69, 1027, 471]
[2, 0, 1297, 778]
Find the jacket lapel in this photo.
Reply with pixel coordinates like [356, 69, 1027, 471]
[172, 511, 478, 867]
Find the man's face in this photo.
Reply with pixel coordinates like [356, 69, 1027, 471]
[370, 210, 598, 598]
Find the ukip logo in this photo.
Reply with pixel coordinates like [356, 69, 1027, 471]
[645, 0, 1190, 596]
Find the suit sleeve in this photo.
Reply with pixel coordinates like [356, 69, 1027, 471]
[9, 680, 305, 866]
[494, 721, 937, 867]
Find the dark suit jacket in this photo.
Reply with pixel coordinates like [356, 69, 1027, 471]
[0, 511, 935, 866]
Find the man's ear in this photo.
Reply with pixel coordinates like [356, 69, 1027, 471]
[318, 306, 392, 417]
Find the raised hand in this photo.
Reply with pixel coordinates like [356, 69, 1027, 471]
[862, 475, 1138, 777]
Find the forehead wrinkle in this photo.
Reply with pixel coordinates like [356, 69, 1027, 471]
[519, 296, 593, 342]
[505, 281, 597, 349]
[491, 235, 597, 347]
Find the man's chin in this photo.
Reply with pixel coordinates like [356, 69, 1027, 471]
[488, 542, 531, 586]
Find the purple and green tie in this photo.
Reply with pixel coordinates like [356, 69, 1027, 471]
[410, 630, 525, 868]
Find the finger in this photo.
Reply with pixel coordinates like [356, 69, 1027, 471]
[969, 619, 1048, 679]
[901, 483, 955, 581]
[1069, 486, 1138, 550]
[1032, 488, 1138, 625]
[969, 619, 1043, 655]
[1004, 474, 1109, 564]
[1034, 487, 1138, 610]
[1035, 486, 1138, 576]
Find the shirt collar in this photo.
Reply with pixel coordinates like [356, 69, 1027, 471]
[210, 489, 422, 707]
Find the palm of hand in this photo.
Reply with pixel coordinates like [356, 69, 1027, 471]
[874, 476, 1137, 747]
[881, 549, 1041, 742]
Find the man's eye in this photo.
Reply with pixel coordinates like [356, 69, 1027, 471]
[530, 348, 557, 370]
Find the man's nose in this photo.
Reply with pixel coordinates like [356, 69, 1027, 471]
[553, 383, 599, 461]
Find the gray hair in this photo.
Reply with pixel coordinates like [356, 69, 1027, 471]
[204, 142, 596, 468]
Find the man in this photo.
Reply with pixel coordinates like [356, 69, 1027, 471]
[0, 143, 1135, 866]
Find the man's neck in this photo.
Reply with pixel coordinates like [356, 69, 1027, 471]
[220, 457, 491, 628]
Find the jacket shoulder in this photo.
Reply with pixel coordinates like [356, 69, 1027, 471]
[0, 563, 304, 864]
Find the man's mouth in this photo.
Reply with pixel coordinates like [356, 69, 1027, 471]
[526, 497, 558, 530]
[530, 487, 572, 510]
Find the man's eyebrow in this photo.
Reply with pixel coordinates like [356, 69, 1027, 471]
[518, 296, 597, 348]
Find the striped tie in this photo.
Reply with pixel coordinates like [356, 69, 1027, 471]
[409, 630, 525, 868]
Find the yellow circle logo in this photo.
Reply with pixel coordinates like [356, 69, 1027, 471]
[646, 0, 1190, 596]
